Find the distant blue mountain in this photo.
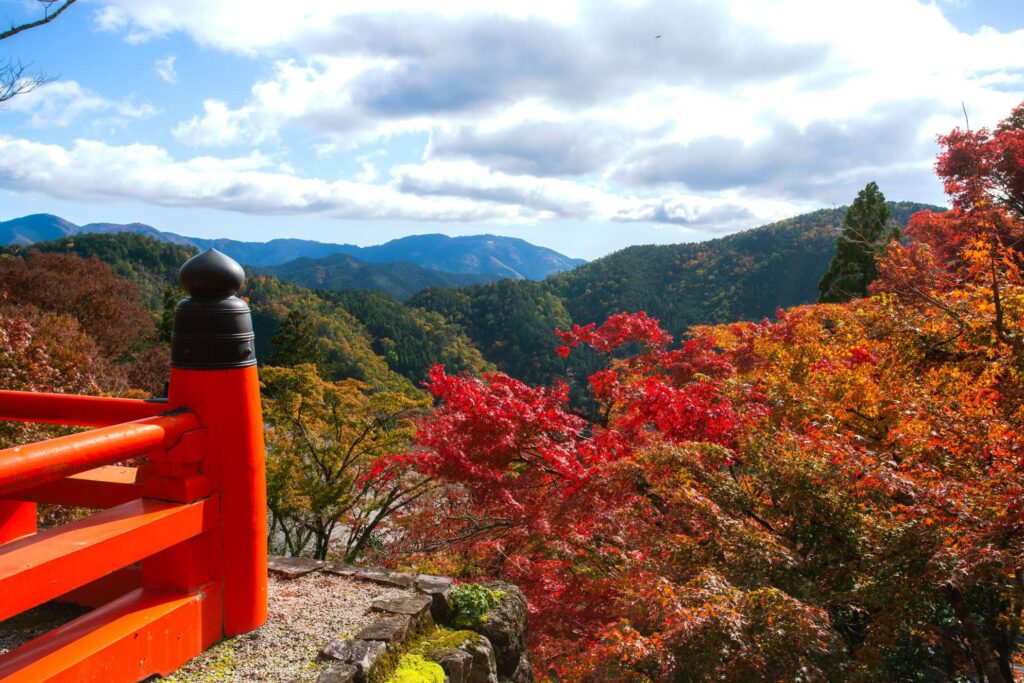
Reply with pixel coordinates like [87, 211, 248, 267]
[0, 214, 585, 279]
[331, 233, 586, 280]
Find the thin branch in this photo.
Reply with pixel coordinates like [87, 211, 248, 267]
[0, 58, 49, 104]
[1, 1, 78, 41]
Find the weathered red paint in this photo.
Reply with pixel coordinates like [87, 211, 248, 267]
[0, 391, 165, 427]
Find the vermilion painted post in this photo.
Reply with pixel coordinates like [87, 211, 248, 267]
[164, 249, 268, 637]
[0, 501, 35, 544]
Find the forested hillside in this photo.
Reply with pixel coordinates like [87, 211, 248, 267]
[1, 233, 196, 310]
[0, 233, 491, 392]
[260, 253, 496, 300]
[331, 233, 586, 279]
[548, 202, 937, 335]
[407, 202, 939, 386]
[4, 202, 941, 394]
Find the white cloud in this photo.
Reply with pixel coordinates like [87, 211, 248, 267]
[392, 159, 795, 230]
[171, 57, 405, 147]
[5, 81, 156, 128]
[39, 0, 1019, 242]
[354, 161, 379, 183]
[154, 55, 178, 84]
[93, 1, 579, 52]
[0, 136, 525, 222]
[131, 0, 1020, 205]
[0, 136, 798, 234]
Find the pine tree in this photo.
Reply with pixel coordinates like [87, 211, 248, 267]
[818, 182, 901, 303]
[268, 309, 325, 370]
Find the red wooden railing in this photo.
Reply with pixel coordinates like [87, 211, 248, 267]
[0, 249, 268, 682]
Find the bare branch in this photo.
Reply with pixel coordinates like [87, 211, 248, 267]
[1, 1, 78, 42]
[0, 58, 50, 104]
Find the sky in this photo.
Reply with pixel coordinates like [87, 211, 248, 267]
[1, 0, 1023, 260]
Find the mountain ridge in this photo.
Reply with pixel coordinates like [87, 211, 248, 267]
[258, 253, 497, 301]
[0, 214, 584, 279]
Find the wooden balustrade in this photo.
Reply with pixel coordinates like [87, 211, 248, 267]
[0, 249, 268, 682]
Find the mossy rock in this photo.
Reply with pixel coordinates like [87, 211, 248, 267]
[382, 654, 445, 683]
[468, 582, 529, 680]
[449, 584, 505, 629]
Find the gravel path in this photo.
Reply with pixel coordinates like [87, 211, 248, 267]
[0, 603, 89, 655]
[0, 573, 411, 682]
[165, 572, 412, 682]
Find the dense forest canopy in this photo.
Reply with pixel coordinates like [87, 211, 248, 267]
[385, 100, 1024, 681]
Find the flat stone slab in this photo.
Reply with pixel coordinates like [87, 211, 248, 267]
[354, 614, 412, 644]
[353, 567, 417, 588]
[323, 562, 360, 577]
[320, 639, 387, 676]
[370, 594, 433, 618]
[267, 555, 325, 579]
[415, 574, 454, 592]
[316, 662, 358, 683]
[416, 574, 454, 622]
[322, 563, 418, 588]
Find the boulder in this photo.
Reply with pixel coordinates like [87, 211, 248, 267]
[434, 647, 473, 683]
[371, 594, 434, 634]
[416, 574, 455, 623]
[371, 594, 433, 617]
[509, 651, 534, 683]
[354, 614, 412, 644]
[463, 635, 499, 683]
[474, 582, 529, 680]
[315, 662, 358, 683]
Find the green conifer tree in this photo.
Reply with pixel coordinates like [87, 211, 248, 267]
[268, 309, 325, 370]
[818, 181, 901, 303]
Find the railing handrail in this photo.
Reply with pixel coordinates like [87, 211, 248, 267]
[0, 411, 199, 497]
[0, 390, 167, 427]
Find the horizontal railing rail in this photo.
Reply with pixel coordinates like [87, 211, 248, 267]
[9, 465, 146, 509]
[0, 390, 167, 427]
[0, 411, 199, 497]
[0, 496, 217, 623]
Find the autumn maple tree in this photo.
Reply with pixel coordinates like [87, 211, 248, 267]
[0, 250, 168, 394]
[390, 101, 1024, 682]
[261, 363, 432, 560]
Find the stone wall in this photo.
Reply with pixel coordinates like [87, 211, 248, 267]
[267, 557, 532, 683]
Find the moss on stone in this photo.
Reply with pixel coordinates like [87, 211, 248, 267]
[409, 625, 482, 658]
[163, 638, 241, 682]
[382, 654, 445, 683]
[449, 583, 505, 629]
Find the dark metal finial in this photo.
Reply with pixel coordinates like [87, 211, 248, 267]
[178, 248, 245, 297]
[171, 249, 256, 370]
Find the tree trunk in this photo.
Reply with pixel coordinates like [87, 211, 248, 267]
[946, 585, 1011, 683]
